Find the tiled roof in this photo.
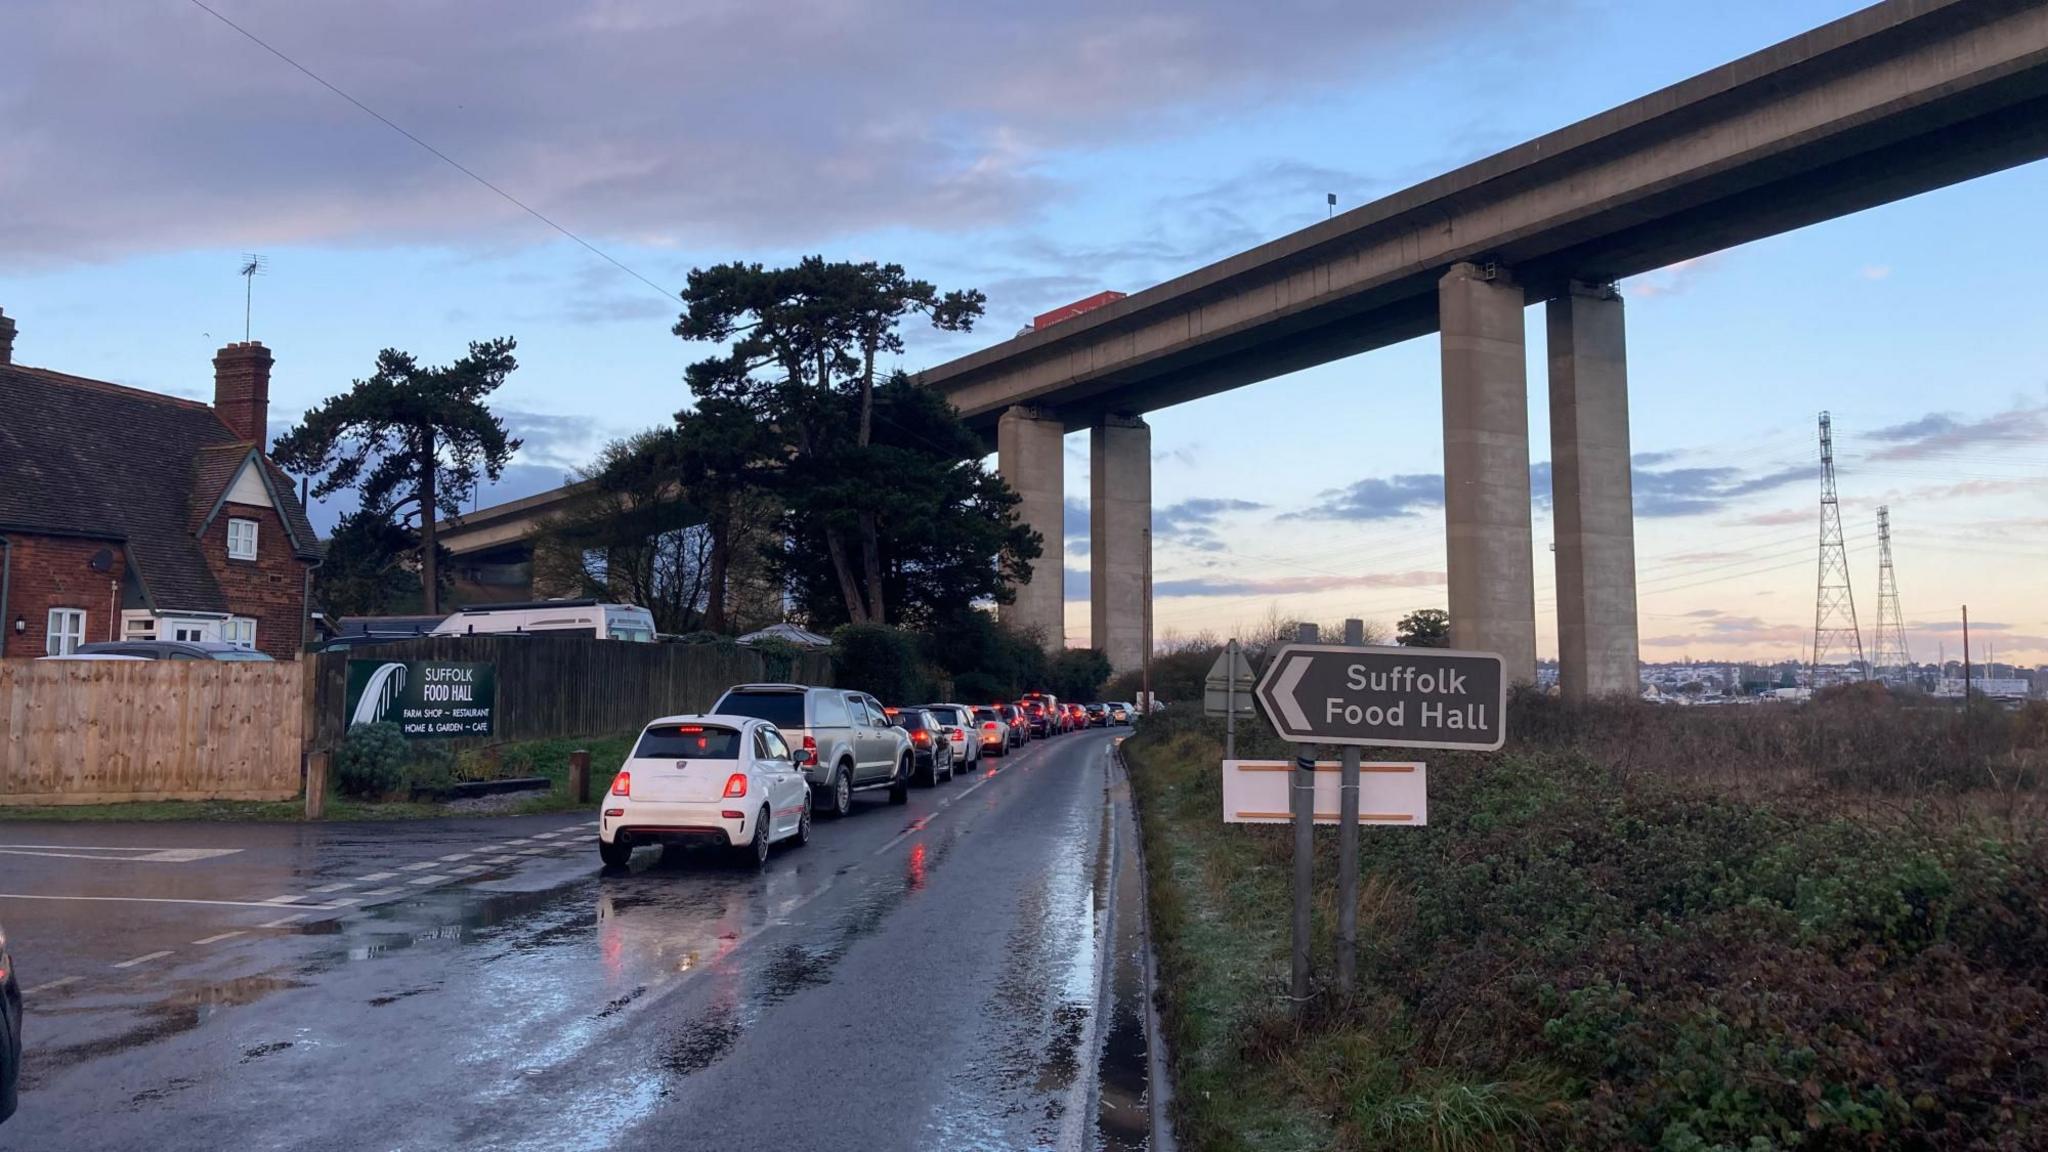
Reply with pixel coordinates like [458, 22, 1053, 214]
[0, 362, 320, 612]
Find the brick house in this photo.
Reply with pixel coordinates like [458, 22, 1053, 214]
[0, 308, 322, 660]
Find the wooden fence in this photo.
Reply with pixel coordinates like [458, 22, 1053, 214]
[0, 658, 305, 805]
[305, 635, 834, 753]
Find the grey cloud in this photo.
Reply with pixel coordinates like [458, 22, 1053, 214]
[1534, 456, 1807, 518]
[1064, 566, 1091, 600]
[5, 0, 1530, 263]
[1064, 497, 1090, 557]
[1155, 570, 1443, 598]
[1864, 403, 2048, 462]
[1154, 496, 1267, 552]
[1290, 474, 1443, 521]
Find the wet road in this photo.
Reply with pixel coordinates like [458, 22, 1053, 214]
[0, 728, 1153, 1151]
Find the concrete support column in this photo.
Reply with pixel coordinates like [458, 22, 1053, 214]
[997, 405, 1065, 648]
[1438, 261, 1537, 684]
[1091, 414, 1152, 673]
[1547, 281, 1640, 701]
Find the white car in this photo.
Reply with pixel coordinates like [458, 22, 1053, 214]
[599, 715, 812, 869]
[914, 703, 981, 770]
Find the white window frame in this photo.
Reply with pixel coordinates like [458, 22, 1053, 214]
[170, 621, 208, 643]
[122, 612, 158, 640]
[227, 517, 259, 560]
[46, 608, 87, 656]
[222, 617, 257, 650]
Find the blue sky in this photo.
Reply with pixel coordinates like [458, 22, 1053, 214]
[6, 0, 2044, 661]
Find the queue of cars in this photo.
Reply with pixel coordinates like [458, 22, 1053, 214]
[596, 684, 1135, 869]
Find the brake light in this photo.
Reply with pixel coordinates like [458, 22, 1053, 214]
[610, 771, 631, 797]
[799, 734, 818, 764]
[723, 773, 748, 798]
[884, 707, 900, 715]
[678, 725, 704, 733]
[912, 729, 930, 745]
[983, 721, 998, 731]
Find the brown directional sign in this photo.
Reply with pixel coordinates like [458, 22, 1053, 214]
[1254, 644, 1506, 751]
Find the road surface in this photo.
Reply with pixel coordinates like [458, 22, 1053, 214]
[0, 729, 1153, 1151]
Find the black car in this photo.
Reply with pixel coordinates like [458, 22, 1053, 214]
[1085, 703, 1109, 727]
[1, 919, 19, 1123]
[884, 708, 955, 786]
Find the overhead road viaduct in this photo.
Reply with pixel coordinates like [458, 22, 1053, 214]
[919, 0, 2048, 695]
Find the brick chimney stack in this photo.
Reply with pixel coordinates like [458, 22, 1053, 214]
[0, 308, 15, 366]
[212, 341, 273, 444]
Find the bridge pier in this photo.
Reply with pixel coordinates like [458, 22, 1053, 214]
[1090, 414, 1152, 673]
[997, 404, 1066, 648]
[1438, 261, 1538, 684]
[1547, 282, 1641, 701]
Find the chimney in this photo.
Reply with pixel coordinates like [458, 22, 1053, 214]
[212, 341, 273, 444]
[0, 308, 15, 365]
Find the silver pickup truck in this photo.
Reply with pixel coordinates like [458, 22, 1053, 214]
[710, 684, 912, 817]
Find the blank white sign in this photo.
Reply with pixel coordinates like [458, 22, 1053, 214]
[1221, 760, 1427, 826]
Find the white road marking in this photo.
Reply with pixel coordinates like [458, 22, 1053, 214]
[532, 832, 561, 840]
[437, 852, 472, 862]
[324, 897, 362, 907]
[0, 893, 344, 910]
[517, 848, 551, 855]
[406, 873, 450, 886]
[113, 950, 174, 968]
[448, 864, 486, 876]
[398, 861, 439, 872]
[481, 855, 516, 864]
[358, 887, 401, 897]
[309, 881, 356, 893]
[0, 846, 243, 863]
[260, 894, 307, 905]
[357, 872, 398, 882]
[191, 931, 246, 945]
[23, 975, 82, 995]
[258, 913, 307, 929]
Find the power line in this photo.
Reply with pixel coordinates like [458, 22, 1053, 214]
[184, 0, 673, 303]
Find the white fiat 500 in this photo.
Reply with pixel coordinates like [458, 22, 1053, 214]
[599, 715, 813, 869]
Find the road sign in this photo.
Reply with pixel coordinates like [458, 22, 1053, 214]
[345, 659, 497, 738]
[1222, 760, 1427, 825]
[1203, 643, 1257, 718]
[1254, 644, 1505, 750]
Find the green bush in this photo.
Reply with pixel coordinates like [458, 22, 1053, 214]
[831, 623, 932, 703]
[406, 742, 458, 793]
[335, 722, 409, 797]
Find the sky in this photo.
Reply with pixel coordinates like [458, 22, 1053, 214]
[5, 0, 2044, 664]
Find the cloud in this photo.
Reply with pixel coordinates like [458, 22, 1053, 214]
[1731, 508, 1811, 527]
[1641, 615, 1808, 648]
[1629, 463, 1808, 518]
[1864, 402, 2048, 462]
[1909, 619, 2012, 633]
[1860, 264, 1892, 280]
[499, 409, 605, 468]
[1064, 497, 1090, 557]
[1064, 566, 1091, 600]
[1624, 254, 1720, 299]
[4, 0, 1529, 263]
[1154, 496, 1266, 551]
[1631, 450, 1683, 467]
[1155, 570, 1445, 598]
[1290, 473, 1443, 521]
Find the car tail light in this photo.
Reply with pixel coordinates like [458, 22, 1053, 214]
[799, 734, 817, 765]
[983, 721, 998, 731]
[721, 809, 744, 820]
[912, 729, 930, 745]
[678, 725, 704, 733]
[610, 771, 631, 797]
[604, 808, 624, 817]
[723, 773, 748, 798]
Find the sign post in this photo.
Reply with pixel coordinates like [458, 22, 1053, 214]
[1289, 623, 1317, 1006]
[1337, 618, 1364, 993]
[1204, 638, 1257, 763]
[1253, 637, 1505, 1011]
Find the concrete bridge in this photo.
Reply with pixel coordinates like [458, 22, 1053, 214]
[919, 0, 2048, 698]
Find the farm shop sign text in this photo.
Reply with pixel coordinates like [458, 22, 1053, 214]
[1254, 645, 1506, 751]
[344, 659, 498, 738]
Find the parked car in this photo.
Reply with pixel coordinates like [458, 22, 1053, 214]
[49, 640, 273, 661]
[433, 599, 656, 642]
[1066, 703, 1088, 731]
[915, 703, 981, 771]
[0, 918, 16, 1123]
[971, 707, 1012, 756]
[1084, 703, 1108, 727]
[1109, 702, 1132, 725]
[884, 707, 955, 785]
[710, 684, 912, 817]
[598, 715, 812, 868]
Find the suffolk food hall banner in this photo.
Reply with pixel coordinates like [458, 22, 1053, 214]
[344, 659, 497, 738]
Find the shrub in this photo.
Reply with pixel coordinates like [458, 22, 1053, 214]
[335, 722, 409, 797]
[406, 742, 458, 793]
[832, 623, 932, 703]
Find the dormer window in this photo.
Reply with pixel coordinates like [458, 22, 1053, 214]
[227, 518, 259, 560]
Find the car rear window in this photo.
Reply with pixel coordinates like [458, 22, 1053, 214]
[634, 724, 743, 759]
[715, 691, 806, 730]
[973, 708, 1002, 723]
[888, 710, 930, 730]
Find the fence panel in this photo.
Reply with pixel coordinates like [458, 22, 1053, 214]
[0, 659, 305, 805]
[306, 636, 834, 753]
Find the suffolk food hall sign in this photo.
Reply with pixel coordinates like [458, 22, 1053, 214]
[1254, 645, 1505, 750]
[344, 659, 498, 738]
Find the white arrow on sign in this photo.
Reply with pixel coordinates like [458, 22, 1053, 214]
[1272, 654, 1311, 730]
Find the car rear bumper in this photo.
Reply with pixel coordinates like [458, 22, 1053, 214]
[601, 802, 750, 848]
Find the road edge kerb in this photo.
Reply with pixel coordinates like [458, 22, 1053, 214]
[1111, 737, 1179, 1152]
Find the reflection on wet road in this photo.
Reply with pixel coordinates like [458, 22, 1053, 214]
[0, 729, 1153, 1151]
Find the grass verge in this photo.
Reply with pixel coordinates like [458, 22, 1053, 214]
[1126, 706, 2048, 1152]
